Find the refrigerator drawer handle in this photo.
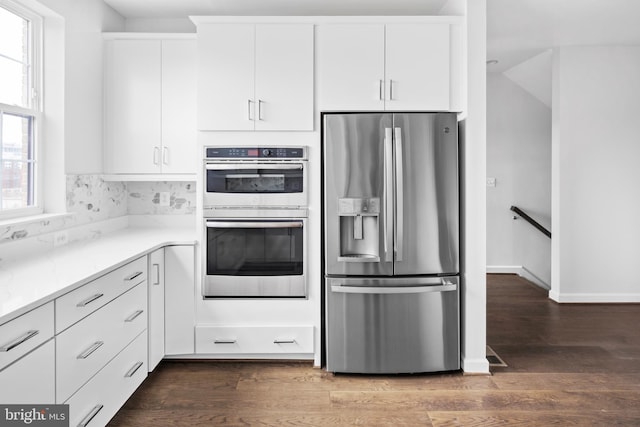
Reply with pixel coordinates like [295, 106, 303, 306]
[331, 284, 457, 294]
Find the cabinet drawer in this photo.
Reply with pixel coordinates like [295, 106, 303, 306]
[0, 339, 55, 404]
[66, 331, 147, 427]
[56, 256, 147, 333]
[0, 302, 54, 370]
[196, 325, 313, 354]
[56, 283, 147, 403]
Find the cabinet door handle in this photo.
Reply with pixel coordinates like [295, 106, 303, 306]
[78, 404, 104, 427]
[124, 309, 144, 323]
[0, 330, 39, 352]
[214, 339, 237, 344]
[248, 99, 254, 121]
[124, 271, 143, 282]
[379, 80, 384, 101]
[152, 263, 160, 285]
[389, 79, 394, 100]
[273, 339, 296, 344]
[153, 147, 160, 165]
[162, 147, 169, 165]
[258, 100, 264, 121]
[76, 293, 104, 308]
[124, 361, 144, 378]
[77, 341, 104, 359]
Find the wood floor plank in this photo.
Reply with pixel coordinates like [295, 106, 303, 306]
[330, 390, 640, 412]
[428, 411, 640, 427]
[491, 372, 640, 391]
[110, 408, 434, 427]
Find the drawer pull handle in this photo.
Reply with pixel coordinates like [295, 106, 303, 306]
[124, 271, 143, 282]
[0, 330, 39, 352]
[274, 339, 296, 344]
[125, 310, 144, 323]
[77, 341, 104, 359]
[78, 404, 103, 427]
[152, 263, 161, 285]
[214, 339, 237, 344]
[76, 293, 104, 307]
[124, 361, 144, 378]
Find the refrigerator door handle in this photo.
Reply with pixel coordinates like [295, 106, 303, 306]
[383, 127, 394, 263]
[331, 284, 457, 294]
[394, 127, 404, 262]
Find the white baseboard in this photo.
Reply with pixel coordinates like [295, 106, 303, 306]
[461, 356, 490, 374]
[486, 265, 550, 290]
[549, 292, 640, 303]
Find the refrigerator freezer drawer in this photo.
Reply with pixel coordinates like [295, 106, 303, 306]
[326, 277, 460, 374]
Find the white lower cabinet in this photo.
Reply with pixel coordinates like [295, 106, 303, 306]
[165, 245, 195, 355]
[148, 248, 165, 371]
[66, 331, 148, 427]
[0, 339, 55, 404]
[196, 326, 314, 355]
[56, 283, 147, 403]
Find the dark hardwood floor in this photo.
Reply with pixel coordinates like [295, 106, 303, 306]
[109, 274, 640, 426]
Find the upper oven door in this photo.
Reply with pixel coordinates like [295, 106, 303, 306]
[204, 162, 306, 208]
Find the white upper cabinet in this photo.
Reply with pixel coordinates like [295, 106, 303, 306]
[104, 37, 197, 176]
[104, 40, 161, 174]
[316, 24, 385, 111]
[161, 40, 198, 174]
[197, 23, 314, 131]
[318, 21, 455, 111]
[385, 23, 450, 111]
[198, 24, 255, 131]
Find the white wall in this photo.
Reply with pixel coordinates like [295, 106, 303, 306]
[551, 46, 640, 302]
[460, 0, 489, 374]
[35, 0, 125, 174]
[486, 73, 551, 287]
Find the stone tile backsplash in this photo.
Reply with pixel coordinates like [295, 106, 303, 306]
[0, 175, 195, 244]
[127, 181, 196, 215]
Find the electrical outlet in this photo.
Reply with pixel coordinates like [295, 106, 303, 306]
[159, 192, 171, 207]
[53, 230, 69, 247]
[486, 177, 497, 187]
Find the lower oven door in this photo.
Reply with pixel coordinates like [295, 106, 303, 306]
[204, 219, 306, 298]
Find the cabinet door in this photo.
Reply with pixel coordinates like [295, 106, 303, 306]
[148, 248, 165, 371]
[385, 24, 450, 111]
[165, 246, 195, 355]
[198, 24, 255, 131]
[316, 24, 385, 111]
[104, 39, 162, 173]
[0, 340, 55, 404]
[161, 40, 197, 174]
[254, 24, 314, 131]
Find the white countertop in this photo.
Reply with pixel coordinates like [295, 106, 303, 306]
[0, 227, 197, 325]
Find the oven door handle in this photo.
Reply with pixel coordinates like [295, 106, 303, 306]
[205, 164, 303, 171]
[206, 221, 303, 229]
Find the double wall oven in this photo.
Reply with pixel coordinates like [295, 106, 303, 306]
[203, 147, 308, 298]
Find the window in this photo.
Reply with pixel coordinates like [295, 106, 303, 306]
[0, 0, 41, 218]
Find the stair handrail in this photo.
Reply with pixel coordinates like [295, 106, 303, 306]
[510, 206, 551, 239]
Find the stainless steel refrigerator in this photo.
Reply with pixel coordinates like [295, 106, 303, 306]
[323, 112, 460, 374]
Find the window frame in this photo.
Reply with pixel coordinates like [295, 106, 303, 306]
[0, 0, 43, 220]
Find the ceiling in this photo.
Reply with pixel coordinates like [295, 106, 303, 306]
[102, 0, 640, 74]
[102, 0, 450, 19]
[488, 0, 640, 73]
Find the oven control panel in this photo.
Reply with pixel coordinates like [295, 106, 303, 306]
[205, 147, 306, 160]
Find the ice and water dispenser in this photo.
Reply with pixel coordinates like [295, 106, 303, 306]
[337, 197, 380, 262]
